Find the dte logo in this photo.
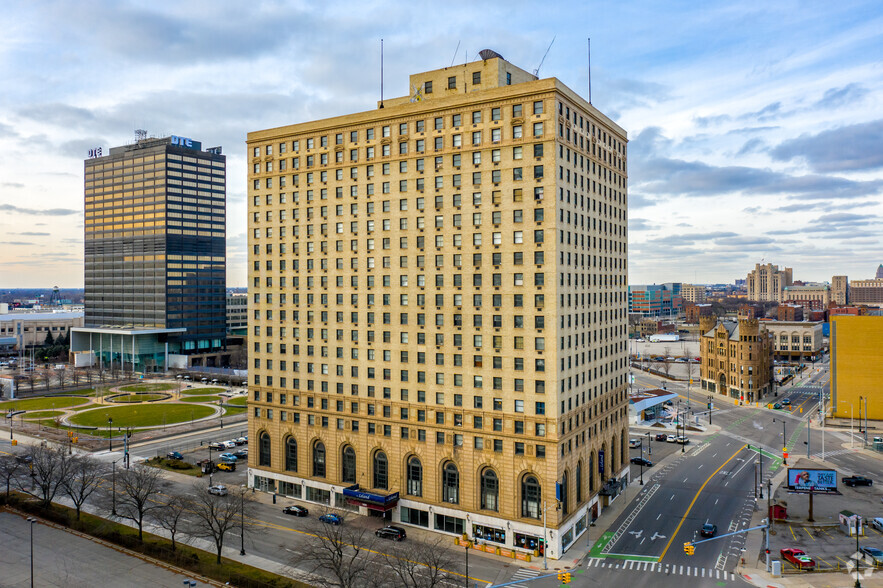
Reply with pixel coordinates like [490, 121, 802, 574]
[171, 135, 193, 147]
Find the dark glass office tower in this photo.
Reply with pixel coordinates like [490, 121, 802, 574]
[83, 136, 226, 354]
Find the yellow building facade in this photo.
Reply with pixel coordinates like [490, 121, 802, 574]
[245, 53, 630, 559]
[831, 316, 883, 421]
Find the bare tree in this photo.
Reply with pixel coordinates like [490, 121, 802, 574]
[112, 464, 168, 541]
[296, 510, 382, 588]
[189, 484, 254, 564]
[20, 444, 71, 507]
[151, 492, 192, 551]
[71, 367, 82, 387]
[660, 346, 672, 378]
[0, 454, 22, 498]
[55, 366, 67, 390]
[61, 455, 104, 520]
[381, 534, 459, 588]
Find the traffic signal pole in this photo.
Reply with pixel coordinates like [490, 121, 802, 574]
[684, 522, 771, 570]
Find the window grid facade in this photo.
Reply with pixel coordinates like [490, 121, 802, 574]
[247, 56, 629, 560]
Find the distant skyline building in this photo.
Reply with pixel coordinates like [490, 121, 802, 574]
[71, 135, 228, 371]
[246, 52, 630, 559]
[876, 264, 883, 279]
[628, 283, 682, 317]
[746, 263, 792, 303]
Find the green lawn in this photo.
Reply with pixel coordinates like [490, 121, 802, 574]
[182, 395, 220, 403]
[22, 410, 65, 419]
[118, 383, 176, 392]
[110, 393, 169, 403]
[68, 403, 215, 427]
[0, 397, 87, 411]
[226, 396, 247, 406]
[180, 387, 226, 395]
[224, 406, 246, 415]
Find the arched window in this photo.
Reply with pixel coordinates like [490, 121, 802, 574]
[407, 456, 422, 497]
[521, 475, 541, 519]
[480, 468, 498, 511]
[259, 431, 271, 467]
[442, 462, 459, 504]
[313, 441, 326, 477]
[561, 470, 569, 516]
[576, 461, 582, 504]
[589, 452, 595, 493]
[621, 430, 627, 467]
[373, 451, 388, 490]
[341, 447, 356, 484]
[284, 436, 297, 472]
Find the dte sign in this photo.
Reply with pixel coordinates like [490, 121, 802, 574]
[171, 135, 194, 148]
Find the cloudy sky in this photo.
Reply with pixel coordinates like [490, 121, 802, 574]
[2, 0, 882, 288]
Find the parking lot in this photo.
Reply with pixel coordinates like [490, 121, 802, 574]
[769, 457, 883, 573]
[160, 433, 249, 488]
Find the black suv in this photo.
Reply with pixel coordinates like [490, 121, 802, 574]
[843, 476, 873, 487]
[375, 525, 407, 541]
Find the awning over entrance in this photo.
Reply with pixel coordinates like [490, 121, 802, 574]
[342, 484, 399, 512]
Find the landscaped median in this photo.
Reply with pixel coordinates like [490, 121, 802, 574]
[67, 403, 216, 428]
[0, 493, 306, 587]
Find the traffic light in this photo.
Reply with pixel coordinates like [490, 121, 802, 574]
[684, 542, 695, 555]
[557, 571, 571, 584]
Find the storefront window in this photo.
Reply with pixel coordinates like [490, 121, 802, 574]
[472, 524, 506, 544]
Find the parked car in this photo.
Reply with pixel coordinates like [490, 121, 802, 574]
[676, 436, 690, 445]
[233, 449, 248, 459]
[656, 433, 668, 441]
[236, 436, 248, 445]
[629, 438, 641, 448]
[780, 548, 815, 569]
[209, 442, 225, 450]
[700, 523, 717, 537]
[861, 547, 883, 566]
[871, 518, 883, 532]
[208, 484, 228, 496]
[319, 513, 343, 525]
[375, 525, 407, 541]
[843, 476, 873, 487]
[166, 451, 183, 460]
[15, 454, 33, 464]
[223, 440, 237, 449]
[666, 435, 677, 443]
[216, 462, 236, 472]
[283, 505, 309, 517]
[631, 457, 653, 467]
[219, 453, 238, 462]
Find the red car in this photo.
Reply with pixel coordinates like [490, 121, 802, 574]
[780, 548, 815, 569]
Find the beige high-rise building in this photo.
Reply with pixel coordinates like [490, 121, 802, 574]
[831, 275, 848, 306]
[746, 263, 792, 303]
[245, 51, 629, 560]
[681, 283, 706, 303]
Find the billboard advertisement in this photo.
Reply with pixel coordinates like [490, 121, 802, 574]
[787, 468, 838, 493]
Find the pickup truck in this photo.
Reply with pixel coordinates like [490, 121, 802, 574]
[842, 475, 873, 487]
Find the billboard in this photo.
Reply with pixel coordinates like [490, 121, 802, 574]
[787, 468, 838, 493]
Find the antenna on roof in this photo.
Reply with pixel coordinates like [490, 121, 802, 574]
[587, 38, 592, 104]
[533, 36, 555, 77]
[379, 39, 384, 109]
[450, 40, 461, 68]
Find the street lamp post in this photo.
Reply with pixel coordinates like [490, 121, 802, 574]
[8, 409, 13, 440]
[646, 431, 652, 455]
[855, 515, 862, 588]
[464, 542, 469, 587]
[111, 459, 117, 515]
[240, 488, 246, 556]
[639, 438, 644, 485]
[107, 417, 113, 452]
[27, 517, 37, 588]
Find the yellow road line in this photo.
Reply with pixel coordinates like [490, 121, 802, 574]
[658, 444, 746, 561]
[816, 556, 833, 567]
[789, 526, 798, 541]
[802, 527, 815, 541]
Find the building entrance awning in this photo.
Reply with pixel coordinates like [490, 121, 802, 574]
[342, 484, 399, 511]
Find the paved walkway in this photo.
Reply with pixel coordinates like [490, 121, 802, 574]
[0, 510, 223, 587]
